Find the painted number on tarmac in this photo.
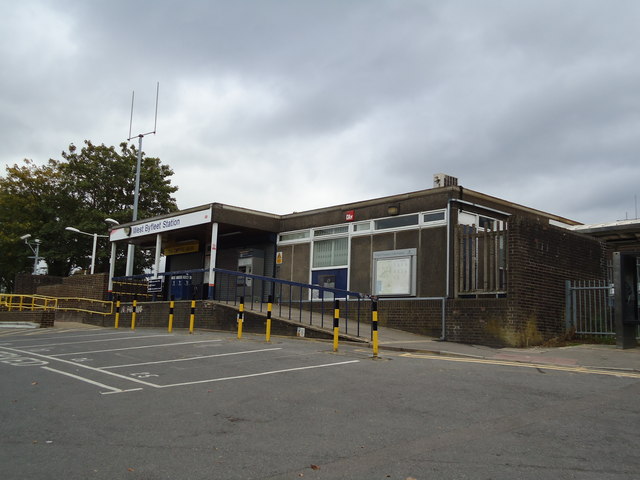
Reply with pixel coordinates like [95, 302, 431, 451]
[129, 372, 159, 379]
[0, 351, 48, 367]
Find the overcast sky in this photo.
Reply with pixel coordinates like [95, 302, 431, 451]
[1, 0, 639, 224]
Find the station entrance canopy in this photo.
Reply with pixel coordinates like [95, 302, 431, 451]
[108, 203, 281, 297]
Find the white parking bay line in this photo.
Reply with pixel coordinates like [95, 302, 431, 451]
[101, 347, 283, 369]
[157, 360, 361, 389]
[9, 331, 140, 342]
[41, 367, 143, 395]
[19, 334, 170, 349]
[1, 346, 162, 388]
[50, 339, 223, 357]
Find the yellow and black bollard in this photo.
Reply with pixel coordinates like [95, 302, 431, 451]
[265, 295, 273, 342]
[131, 296, 137, 330]
[333, 299, 340, 352]
[114, 296, 121, 329]
[189, 295, 196, 334]
[237, 296, 244, 339]
[372, 300, 379, 358]
[168, 295, 175, 333]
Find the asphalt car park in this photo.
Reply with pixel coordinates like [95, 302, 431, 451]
[0, 327, 362, 395]
[1, 326, 639, 480]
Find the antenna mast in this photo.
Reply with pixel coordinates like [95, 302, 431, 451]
[125, 82, 160, 276]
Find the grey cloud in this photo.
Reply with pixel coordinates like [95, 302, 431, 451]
[1, 0, 640, 224]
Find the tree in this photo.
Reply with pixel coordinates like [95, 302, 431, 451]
[0, 141, 178, 291]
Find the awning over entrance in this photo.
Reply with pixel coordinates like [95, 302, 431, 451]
[108, 203, 281, 297]
[571, 219, 640, 248]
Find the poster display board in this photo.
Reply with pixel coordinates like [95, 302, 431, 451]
[373, 249, 416, 296]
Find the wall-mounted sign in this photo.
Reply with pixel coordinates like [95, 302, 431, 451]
[109, 207, 212, 241]
[345, 210, 355, 222]
[276, 251, 283, 265]
[147, 278, 163, 293]
[164, 241, 200, 256]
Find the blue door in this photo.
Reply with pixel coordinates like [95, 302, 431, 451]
[312, 268, 348, 298]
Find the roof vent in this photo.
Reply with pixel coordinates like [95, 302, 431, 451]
[433, 173, 458, 188]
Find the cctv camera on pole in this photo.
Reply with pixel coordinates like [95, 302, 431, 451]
[20, 234, 42, 274]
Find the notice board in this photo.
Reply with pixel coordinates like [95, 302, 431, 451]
[373, 248, 416, 296]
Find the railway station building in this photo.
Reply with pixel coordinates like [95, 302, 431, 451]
[107, 174, 612, 347]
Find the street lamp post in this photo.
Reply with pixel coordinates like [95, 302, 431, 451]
[65, 227, 109, 274]
[105, 219, 119, 294]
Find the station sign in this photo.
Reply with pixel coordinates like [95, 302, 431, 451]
[164, 241, 200, 256]
[109, 207, 212, 241]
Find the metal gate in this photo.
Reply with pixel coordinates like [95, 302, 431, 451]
[565, 280, 615, 336]
[565, 278, 640, 338]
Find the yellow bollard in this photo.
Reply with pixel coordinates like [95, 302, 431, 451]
[131, 298, 137, 330]
[237, 296, 244, 339]
[114, 297, 121, 329]
[372, 300, 379, 358]
[266, 295, 273, 342]
[333, 300, 340, 352]
[168, 296, 175, 333]
[189, 296, 196, 334]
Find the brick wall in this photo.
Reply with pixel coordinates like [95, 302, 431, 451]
[507, 217, 608, 342]
[36, 273, 109, 300]
[445, 298, 512, 346]
[14, 273, 64, 295]
[377, 298, 511, 346]
[0, 311, 55, 327]
[378, 299, 444, 337]
[376, 216, 609, 347]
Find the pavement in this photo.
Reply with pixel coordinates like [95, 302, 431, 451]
[374, 325, 640, 373]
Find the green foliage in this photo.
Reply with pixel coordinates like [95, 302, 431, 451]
[0, 140, 178, 291]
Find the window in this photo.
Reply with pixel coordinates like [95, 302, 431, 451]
[458, 211, 501, 231]
[479, 216, 495, 230]
[314, 226, 348, 237]
[423, 211, 445, 223]
[374, 214, 419, 230]
[313, 237, 348, 268]
[353, 222, 371, 232]
[278, 230, 310, 243]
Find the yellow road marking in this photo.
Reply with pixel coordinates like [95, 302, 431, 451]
[399, 352, 640, 379]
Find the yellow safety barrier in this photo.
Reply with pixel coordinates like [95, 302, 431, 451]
[189, 296, 196, 334]
[114, 298, 121, 328]
[168, 296, 175, 333]
[110, 280, 153, 300]
[372, 300, 379, 358]
[333, 300, 340, 352]
[237, 296, 244, 339]
[265, 295, 273, 342]
[131, 298, 137, 330]
[0, 294, 112, 316]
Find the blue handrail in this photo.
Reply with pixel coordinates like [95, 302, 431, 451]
[111, 267, 372, 338]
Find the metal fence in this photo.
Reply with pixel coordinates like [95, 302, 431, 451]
[111, 268, 372, 338]
[565, 279, 640, 339]
[565, 280, 615, 336]
[456, 224, 508, 297]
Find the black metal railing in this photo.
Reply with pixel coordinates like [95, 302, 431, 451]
[111, 268, 372, 338]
